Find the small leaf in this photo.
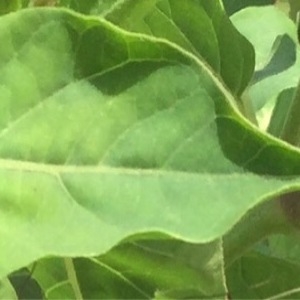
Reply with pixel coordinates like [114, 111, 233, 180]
[268, 87, 295, 137]
[226, 252, 300, 299]
[252, 34, 297, 84]
[231, 6, 300, 114]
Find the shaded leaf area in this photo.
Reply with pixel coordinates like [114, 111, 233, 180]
[222, 0, 275, 16]
[289, 0, 300, 22]
[279, 79, 300, 147]
[252, 34, 297, 84]
[57, 0, 116, 15]
[226, 251, 300, 299]
[104, 0, 255, 97]
[268, 87, 295, 137]
[8, 268, 43, 300]
[1, 7, 300, 280]
[0, 0, 20, 15]
[32, 239, 226, 299]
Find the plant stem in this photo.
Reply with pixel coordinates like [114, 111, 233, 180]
[64, 258, 83, 300]
[280, 79, 300, 146]
[223, 198, 295, 267]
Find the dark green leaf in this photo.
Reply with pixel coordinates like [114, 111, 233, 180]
[226, 252, 300, 299]
[268, 87, 295, 137]
[252, 34, 297, 84]
[0, 0, 20, 15]
[105, 0, 255, 96]
[222, 0, 275, 16]
[9, 268, 43, 300]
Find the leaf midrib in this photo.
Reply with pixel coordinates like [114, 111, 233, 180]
[0, 157, 250, 177]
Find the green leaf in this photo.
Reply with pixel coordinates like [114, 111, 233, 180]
[226, 251, 300, 299]
[0, 0, 20, 15]
[104, 0, 255, 97]
[96, 238, 226, 298]
[223, 198, 293, 267]
[268, 88, 295, 137]
[222, 0, 275, 16]
[31, 259, 77, 299]
[231, 6, 297, 68]
[231, 6, 300, 116]
[32, 239, 226, 299]
[8, 268, 43, 299]
[280, 79, 300, 146]
[252, 34, 297, 84]
[1, 7, 300, 283]
[269, 234, 300, 264]
[0, 277, 18, 300]
[288, 0, 300, 21]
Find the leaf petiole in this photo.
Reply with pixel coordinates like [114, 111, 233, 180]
[64, 258, 83, 300]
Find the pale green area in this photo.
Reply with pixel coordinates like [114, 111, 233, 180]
[0, 277, 18, 299]
[231, 6, 300, 129]
[232, 6, 297, 68]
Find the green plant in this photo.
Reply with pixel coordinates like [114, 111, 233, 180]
[1, 0, 300, 299]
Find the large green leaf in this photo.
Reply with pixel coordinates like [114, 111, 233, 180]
[104, 0, 255, 97]
[32, 239, 226, 299]
[1, 7, 300, 283]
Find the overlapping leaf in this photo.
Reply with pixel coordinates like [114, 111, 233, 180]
[32, 239, 225, 299]
[0, 5, 300, 291]
[222, 0, 275, 16]
[226, 252, 300, 299]
[104, 0, 255, 96]
[231, 6, 300, 116]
